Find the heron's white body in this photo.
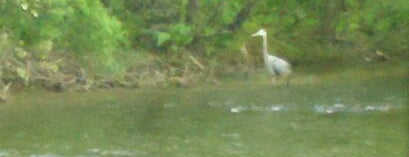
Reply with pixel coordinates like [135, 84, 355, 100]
[264, 55, 291, 76]
[252, 29, 292, 82]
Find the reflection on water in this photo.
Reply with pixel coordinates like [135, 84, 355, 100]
[0, 73, 406, 157]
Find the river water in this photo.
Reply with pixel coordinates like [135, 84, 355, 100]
[0, 71, 406, 157]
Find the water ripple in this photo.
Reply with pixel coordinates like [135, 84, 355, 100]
[208, 99, 404, 115]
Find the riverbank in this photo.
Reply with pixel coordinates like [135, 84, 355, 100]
[1, 60, 406, 103]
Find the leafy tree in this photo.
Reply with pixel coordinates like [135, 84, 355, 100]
[0, 0, 129, 76]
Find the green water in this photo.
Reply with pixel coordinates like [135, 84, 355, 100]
[0, 69, 407, 157]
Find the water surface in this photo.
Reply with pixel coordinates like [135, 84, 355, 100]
[0, 70, 406, 157]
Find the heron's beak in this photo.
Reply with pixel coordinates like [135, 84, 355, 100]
[251, 33, 258, 37]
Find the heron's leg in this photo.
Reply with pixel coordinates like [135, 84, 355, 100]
[285, 75, 290, 86]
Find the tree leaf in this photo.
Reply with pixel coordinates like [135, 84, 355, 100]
[156, 32, 171, 46]
[15, 48, 28, 59]
[16, 67, 30, 85]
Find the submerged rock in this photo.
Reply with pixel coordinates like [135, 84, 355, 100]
[230, 106, 246, 113]
[269, 105, 285, 112]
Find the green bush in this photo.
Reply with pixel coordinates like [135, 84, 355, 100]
[0, 0, 129, 77]
[0, 0, 407, 86]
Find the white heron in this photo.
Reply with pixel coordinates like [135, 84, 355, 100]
[251, 29, 292, 85]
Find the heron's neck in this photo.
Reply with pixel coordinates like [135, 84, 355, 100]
[261, 35, 269, 58]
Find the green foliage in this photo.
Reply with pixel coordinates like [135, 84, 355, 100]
[169, 23, 193, 47]
[1, 0, 407, 86]
[153, 23, 193, 49]
[155, 32, 171, 47]
[56, 1, 128, 75]
[16, 67, 30, 85]
[0, 0, 129, 76]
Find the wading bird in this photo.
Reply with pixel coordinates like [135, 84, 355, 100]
[252, 29, 291, 85]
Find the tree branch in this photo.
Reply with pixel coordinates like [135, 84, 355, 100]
[227, 1, 257, 31]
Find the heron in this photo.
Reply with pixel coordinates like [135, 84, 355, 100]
[251, 29, 292, 85]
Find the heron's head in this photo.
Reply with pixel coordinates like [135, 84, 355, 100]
[251, 29, 267, 37]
